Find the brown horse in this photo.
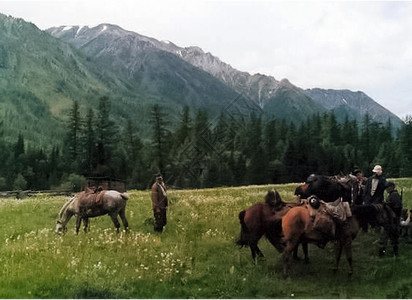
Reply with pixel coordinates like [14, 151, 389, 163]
[237, 190, 305, 261]
[281, 201, 397, 277]
[55, 188, 130, 234]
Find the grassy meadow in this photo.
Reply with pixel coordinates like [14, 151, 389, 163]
[1, 180, 412, 298]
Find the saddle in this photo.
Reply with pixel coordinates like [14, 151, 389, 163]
[78, 187, 106, 207]
[306, 196, 352, 240]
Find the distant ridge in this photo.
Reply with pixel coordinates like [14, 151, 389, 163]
[0, 13, 403, 151]
[48, 23, 402, 127]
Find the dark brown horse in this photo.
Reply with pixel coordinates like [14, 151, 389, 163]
[237, 190, 305, 261]
[281, 201, 397, 277]
[56, 188, 130, 234]
[295, 174, 357, 203]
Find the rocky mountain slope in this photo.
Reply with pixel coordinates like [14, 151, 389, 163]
[47, 24, 243, 117]
[48, 23, 403, 127]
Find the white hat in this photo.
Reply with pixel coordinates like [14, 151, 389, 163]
[372, 165, 382, 172]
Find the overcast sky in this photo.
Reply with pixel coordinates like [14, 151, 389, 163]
[1, 0, 411, 119]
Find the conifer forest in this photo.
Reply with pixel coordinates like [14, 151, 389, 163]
[1, 96, 411, 191]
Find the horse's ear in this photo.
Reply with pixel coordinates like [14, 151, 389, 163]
[274, 190, 282, 200]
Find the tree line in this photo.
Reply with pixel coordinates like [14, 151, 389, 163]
[1, 96, 411, 191]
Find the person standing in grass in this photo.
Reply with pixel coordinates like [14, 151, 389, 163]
[378, 181, 402, 257]
[352, 168, 367, 205]
[151, 174, 168, 233]
[363, 165, 386, 205]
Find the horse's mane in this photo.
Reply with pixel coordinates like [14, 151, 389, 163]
[58, 196, 77, 219]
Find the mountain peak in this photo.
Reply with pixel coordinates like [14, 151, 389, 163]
[279, 78, 294, 88]
[45, 21, 403, 127]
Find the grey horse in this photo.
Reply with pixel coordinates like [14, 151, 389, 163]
[55, 189, 129, 234]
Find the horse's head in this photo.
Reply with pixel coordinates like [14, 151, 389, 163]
[265, 190, 276, 204]
[295, 184, 310, 198]
[55, 196, 78, 234]
[55, 220, 67, 234]
[265, 190, 285, 209]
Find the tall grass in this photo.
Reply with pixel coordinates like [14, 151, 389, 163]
[1, 180, 412, 298]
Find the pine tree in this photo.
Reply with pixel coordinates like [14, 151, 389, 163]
[14, 133, 25, 159]
[124, 120, 145, 189]
[81, 108, 96, 176]
[398, 115, 412, 177]
[95, 96, 117, 176]
[175, 106, 192, 146]
[67, 100, 81, 162]
[150, 104, 168, 175]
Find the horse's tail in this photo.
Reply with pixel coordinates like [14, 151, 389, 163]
[120, 193, 130, 200]
[236, 210, 249, 247]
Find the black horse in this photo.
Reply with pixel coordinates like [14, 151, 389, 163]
[295, 174, 357, 202]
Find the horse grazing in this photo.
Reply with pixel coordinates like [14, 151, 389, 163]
[281, 199, 397, 277]
[237, 190, 304, 261]
[295, 174, 357, 203]
[56, 187, 130, 234]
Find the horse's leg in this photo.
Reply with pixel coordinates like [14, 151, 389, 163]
[333, 239, 343, 274]
[283, 238, 299, 278]
[109, 213, 121, 233]
[266, 233, 285, 253]
[291, 241, 308, 263]
[250, 242, 264, 262]
[282, 247, 293, 278]
[83, 217, 89, 233]
[386, 223, 399, 256]
[302, 241, 309, 263]
[119, 207, 129, 232]
[344, 240, 353, 276]
[292, 245, 299, 261]
[75, 215, 82, 235]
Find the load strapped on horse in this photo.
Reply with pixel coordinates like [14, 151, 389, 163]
[238, 174, 399, 277]
[301, 195, 352, 246]
[55, 186, 130, 234]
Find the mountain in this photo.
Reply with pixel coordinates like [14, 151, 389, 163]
[46, 24, 247, 118]
[304, 88, 401, 126]
[0, 14, 112, 147]
[46, 24, 328, 123]
[47, 23, 403, 128]
[153, 36, 403, 128]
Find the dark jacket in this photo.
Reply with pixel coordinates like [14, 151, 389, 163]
[363, 174, 386, 205]
[353, 177, 367, 205]
[386, 189, 402, 217]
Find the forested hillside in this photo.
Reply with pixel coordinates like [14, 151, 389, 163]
[1, 96, 411, 191]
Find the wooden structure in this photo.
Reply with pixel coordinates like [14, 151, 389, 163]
[86, 177, 127, 192]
